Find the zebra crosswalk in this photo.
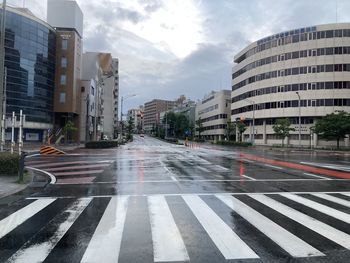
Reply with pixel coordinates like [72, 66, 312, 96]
[1, 192, 350, 262]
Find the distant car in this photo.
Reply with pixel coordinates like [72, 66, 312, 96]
[140, 134, 144, 138]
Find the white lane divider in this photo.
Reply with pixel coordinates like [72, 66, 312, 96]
[81, 196, 129, 263]
[264, 164, 283, 170]
[250, 194, 350, 250]
[303, 173, 331, 180]
[0, 199, 56, 239]
[241, 174, 256, 181]
[148, 196, 189, 262]
[182, 195, 259, 260]
[7, 198, 92, 263]
[217, 195, 324, 258]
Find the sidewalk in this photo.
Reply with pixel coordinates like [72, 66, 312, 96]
[0, 175, 28, 199]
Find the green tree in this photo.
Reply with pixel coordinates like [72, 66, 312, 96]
[226, 120, 236, 141]
[195, 117, 205, 139]
[63, 120, 77, 143]
[272, 118, 295, 147]
[126, 116, 134, 141]
[313, 111, 350, 149]
[236, 121, 247, 142]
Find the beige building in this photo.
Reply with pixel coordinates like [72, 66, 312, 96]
[232, 23, 350, 147]
[144, 99, 175, 133]
[127, 107, 144, 133]
[195, 90, 231, 141]
[80, 52, 118, 141]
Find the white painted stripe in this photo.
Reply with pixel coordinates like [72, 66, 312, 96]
[281, 193, 350, 224]
[8, 198, 91, 263]
[45, 164, 110, 172]
[215, 165, 229, 171]
[217, 195, 323, 257]
[0, 199, 56, 239]
[170, 176, 178, 182]
[197, 166, 210, 172]
[148, 196, 189, 262]
[250, 194, 350, 250]
[303, 173, 331, 180]
[311, 193, 350, 208]
[241, 174, 256, 180]
[264, 164, 283, 170]
[182, 195, 258, 259]
[81, 196, 129, 263]
[26, 191, 350, 199]
[25, 166, 56, 184]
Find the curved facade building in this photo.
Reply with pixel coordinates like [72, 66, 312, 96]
[2, 7, 56, 142]
[231, 23, 350, 147]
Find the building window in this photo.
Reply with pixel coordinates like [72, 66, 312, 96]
[62, 39, 68, 50]
[59, 92, 66, 103]
[61, 57, 67, 68]
[60, 74, 66, 85]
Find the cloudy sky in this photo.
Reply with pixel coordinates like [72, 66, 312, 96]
[7, 0, 350, 110]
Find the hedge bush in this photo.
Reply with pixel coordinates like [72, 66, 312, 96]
[215, 140, 252, 147]
[85, 140, 118, 149]
[0, 152, 20, 175]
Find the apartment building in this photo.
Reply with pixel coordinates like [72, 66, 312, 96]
[231, 23, 350, 147]
[144, 99, 175, 133]
[47, 0, 83, 142]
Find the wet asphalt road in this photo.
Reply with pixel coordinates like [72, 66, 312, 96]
[1, 135, 350, 263]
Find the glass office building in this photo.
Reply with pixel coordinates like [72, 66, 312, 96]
[1, 7, 56, 142]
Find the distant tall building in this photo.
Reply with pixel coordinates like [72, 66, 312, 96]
[144, 99, 175, 133]
[47, 0, 83, 142]
[231, 23, 350, 147]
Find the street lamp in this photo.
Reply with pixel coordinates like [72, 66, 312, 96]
[120, 94, 136, 142]
[243, 98, 255, 145]
[296, 92, 301, 147]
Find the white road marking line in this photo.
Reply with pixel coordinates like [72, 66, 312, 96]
[281, 193, 350, 224]
[0, 199, 56, 239]
[241, 174, 256, 180]
[170, 176, 178, 182]
[182, 195, 259, 260]
[242, 159, 254, 163]
[45, 164, 110, 172]
[300, 162, 350, 172]
[264, 164, 283, 170]
[250, 194, 350, 250]
[197, 166, 210, 172]
[303, 173, 331, 180]
[215, 165, 229, 171]
[311, 193, 350, 208]
[217, 195, 323, 258]
[81, 196, 129, 263]
[148, 196, 189, 262]
[26, 191, 350, 199]
[7, 198, 91, 263]
[25, 166, 56, 184]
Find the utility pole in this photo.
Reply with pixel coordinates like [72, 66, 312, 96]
[0, 0, 7, 137]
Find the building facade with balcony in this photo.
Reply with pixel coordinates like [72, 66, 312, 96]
[231, 23, 350, 147]
[195, 90, 231, 141]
